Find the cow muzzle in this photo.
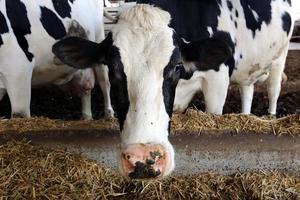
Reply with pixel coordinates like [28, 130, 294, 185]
[119, 143, 172, 179]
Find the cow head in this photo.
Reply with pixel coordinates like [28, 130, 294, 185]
[52, 4, 231, 179]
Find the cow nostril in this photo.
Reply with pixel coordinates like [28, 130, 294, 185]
[122, 153, 131, 160]
[146, 159, 155, 165]
[128, 161, 161, 179]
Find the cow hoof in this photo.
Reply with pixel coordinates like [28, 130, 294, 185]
[82, 114, 93, 121]
[12, 112, 29, 118]
[104, 108, 114, 118]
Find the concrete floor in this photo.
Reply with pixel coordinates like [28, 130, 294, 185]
[12, 130, 300, 176]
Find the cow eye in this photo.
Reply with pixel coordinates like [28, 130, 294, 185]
[174, 63, 183, 73]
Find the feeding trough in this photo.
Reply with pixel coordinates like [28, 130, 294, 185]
[0, 113, 299, 199]
[7, 129, 300, 176]
[0, 112, 299, 177]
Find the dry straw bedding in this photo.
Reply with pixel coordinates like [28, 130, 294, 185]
[0, 141, 299, 200]
[0, 110, 299, 136]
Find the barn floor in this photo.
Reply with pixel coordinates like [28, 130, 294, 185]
[0, 51, 299, 119]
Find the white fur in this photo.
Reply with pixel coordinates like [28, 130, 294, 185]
[174, 0, 294, 115]
[0, 0, 113, 118]
[112, 5, 175, 174]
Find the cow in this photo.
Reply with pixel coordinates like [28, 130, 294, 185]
[0, 0, 114, 119]
[52, 2, 294, 179]
[139, 0, 294, 116]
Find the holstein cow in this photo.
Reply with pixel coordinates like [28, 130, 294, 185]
[53, 4, 232, 179]
[0, 0, 114, 119]
[138, 0, 294, 115]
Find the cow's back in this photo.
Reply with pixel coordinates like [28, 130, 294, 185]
[0, 0, 104, 87]
[137, 0, 294, 85]
[0, 0, 104, 68]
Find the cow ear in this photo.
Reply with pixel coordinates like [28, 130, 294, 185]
[52, 32, 113, 69]
[180, 38, 232, 70]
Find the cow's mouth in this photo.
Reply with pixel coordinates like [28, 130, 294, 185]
[128, 161, 161, 179]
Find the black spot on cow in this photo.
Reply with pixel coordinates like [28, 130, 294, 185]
[281, 12, 292, 35]
[40, 7, 67, 40]
[69, 0, 75, 3]
[240, 0, 272, 38]
[137, 0, 234, 75]
[52, 0, 72, 18]
[235, 10, 239, 18]
[234, 21, 238, 28]
[0, 11, 9, 46]
[163, 48, 182, 118]
[108, 46, 130, 131]
[227, 0, 233, 11]
[230, 15, 233, 21]
[137, 0, 221, 41]
[6, 0, 34, 61]
[240, 54, 243, 59]
[213, 31, 235, 76]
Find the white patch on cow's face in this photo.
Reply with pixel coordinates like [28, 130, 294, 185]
[111, 5, 176, 178]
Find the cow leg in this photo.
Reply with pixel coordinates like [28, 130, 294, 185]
[267, 70, 282, 115]
[94, 65, 114, 118]
[267, 47, 288, 115]
[81, 90, 93, 120]
[239, 84, 254, 114]
[202, 68, 229, 115]
[6, 68, 32, 118]
[173, 73, 202, 113]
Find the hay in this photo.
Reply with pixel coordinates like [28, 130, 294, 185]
[0, 111, 299, 136]
[0, 141, 299, 199]
[0, 117, 118, 135]
[171, 109, 300, 136]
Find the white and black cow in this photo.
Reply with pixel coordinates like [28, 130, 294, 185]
[138, 0, 294, 115]
[0, 0, 114, 119]
[53, 0, 292, 178]
[53, 4, 232, 179]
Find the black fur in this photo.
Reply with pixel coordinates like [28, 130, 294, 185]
[0, 11, 9, 46]
[52, 0, 72, 18]
[137, 0, 234, 75]
[107, 47, 130, 131]
[227, 0, 233, 11]
[281, 12, 292, 36]
[52, 33, 113, 68]
[6, 0, 33, 61]
[40, 7, 66, 40]
[180, 38, 232, 72]
[240, 0, 272, 38]
[162, 48, 182, 118]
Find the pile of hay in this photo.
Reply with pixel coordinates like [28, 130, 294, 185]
[0, 142, 299, 199]
[0, 110, 299, 137]
[171, 109, 300, 136]
[0, 117, 118, 135]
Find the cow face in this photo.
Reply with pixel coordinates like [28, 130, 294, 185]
[52, 4, 231, 179]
